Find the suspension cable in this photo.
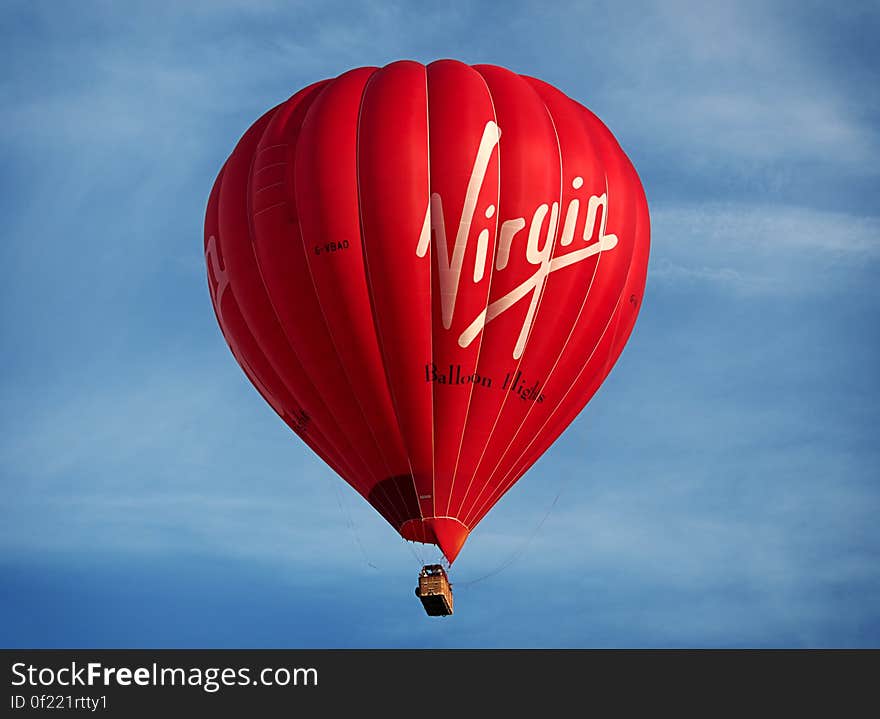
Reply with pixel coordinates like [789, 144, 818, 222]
[331, 479, 378, 571]
[455, 478, 566, 590]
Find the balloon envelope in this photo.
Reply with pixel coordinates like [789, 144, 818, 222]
[205, 60, 650, 563]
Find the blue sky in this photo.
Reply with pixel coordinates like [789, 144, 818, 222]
[1, 1, 878, 648]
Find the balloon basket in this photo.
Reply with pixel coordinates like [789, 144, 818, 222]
[415, 565, 454, 616]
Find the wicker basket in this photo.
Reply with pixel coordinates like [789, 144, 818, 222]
[415, 565, 454, 616]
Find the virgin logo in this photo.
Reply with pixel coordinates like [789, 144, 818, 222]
[416, 121, 618, 359]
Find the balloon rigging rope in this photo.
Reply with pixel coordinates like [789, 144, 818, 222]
[455, 470, 568, 590]
[330, 475, 433, 570]
[331, 479, 378, 571]
[330, 464, 567, 580]
[406, 541, 426, 567]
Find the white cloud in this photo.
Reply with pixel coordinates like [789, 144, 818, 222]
[649, 202, 880, 294]
[543, 1, 880, 176]
[0, 346, 411, 570]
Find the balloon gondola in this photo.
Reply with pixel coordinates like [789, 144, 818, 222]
[415, 565, 454, 617]
[204, 60, 649, 615]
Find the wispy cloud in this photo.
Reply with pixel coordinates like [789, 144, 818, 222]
[649, 203, 880, 294]
[586, 2, 880, 172]
[0, 345, 408, 569]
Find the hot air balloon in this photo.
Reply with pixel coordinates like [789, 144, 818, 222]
[204, 60, 649, 615]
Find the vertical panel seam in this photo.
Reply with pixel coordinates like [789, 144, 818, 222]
[356, 64, 428, 529]
[444, 65, 502, 520]
[470, 89, 610, 520]
[456, 72, 564, 524]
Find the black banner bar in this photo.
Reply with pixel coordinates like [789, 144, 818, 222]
[3, 649, 876, 716]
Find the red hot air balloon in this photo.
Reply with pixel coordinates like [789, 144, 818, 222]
[205, 60, 649, 571]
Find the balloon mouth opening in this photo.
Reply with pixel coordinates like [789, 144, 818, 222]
[400, 517, 470, 564]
